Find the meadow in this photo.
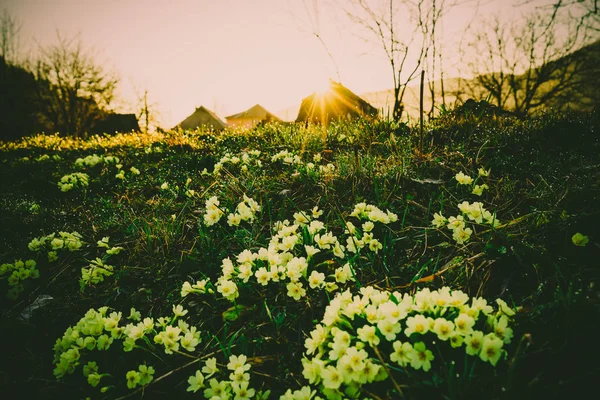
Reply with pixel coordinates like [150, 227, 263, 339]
[0, 109, 598, 400]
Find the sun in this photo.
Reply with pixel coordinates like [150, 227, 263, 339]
[314, 78, 333, 97]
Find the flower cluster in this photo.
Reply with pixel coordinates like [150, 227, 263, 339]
[97, 236, 124, 255]
[28, 231, 85, 261]
[0, 259, 40, 299]
[301, 286, 516, 398]
[53, 305, 202, 389]
[349, 203, 398, 225]
[455, 168, 491, 196]
[213, 150, 262, 175]
[58, 172, 90, 192]
[212, 205, 361, 302]
[227, 195, 261, 226]
[145, 145, 163, 154]
[114, 164, 141, 181]
[125, 364, 155, 389]
[271, 149, 302, 165]
[80, 258, 115, 292]
[74, 154, 120, 168]
[202, 195, 261, 228]
[455, 171, 473, 185]
[181, 278, 214, 297]
[432, 201, 500, 245]
[345, 203, 398, 254]
[187, 353, 267, 400]
[572, 232, 589, 247]
[203, 196, 224, 226]
[318, 163, 336, 175]
[150, 306, 201, 355]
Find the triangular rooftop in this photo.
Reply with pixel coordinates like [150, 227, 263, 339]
[225, 104, 281, 121]
[175, 106, 227, 131]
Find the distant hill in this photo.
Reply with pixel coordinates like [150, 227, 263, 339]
[277, 40, 600, 122]
[364, 40, 600, 119]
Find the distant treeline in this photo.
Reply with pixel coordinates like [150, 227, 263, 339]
[0, 55, 138, 142]
[0, 56, 43, 141]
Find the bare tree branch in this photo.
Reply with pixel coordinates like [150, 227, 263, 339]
[32, 33, 118, 137]
[0, 8, 22, 65]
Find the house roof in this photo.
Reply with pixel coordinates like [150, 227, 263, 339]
[175, 106, 227, 131]
[92, 113, 140, 134]
[225, 104, 281, 121]
[296, 80, 378, 124]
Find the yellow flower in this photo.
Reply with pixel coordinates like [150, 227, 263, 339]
[362, 221, 375, 232]
[478, 167, 490, 177]
[450, 334, 464, 348]
[465, 331, 484, 356]
[572, 233, 589, 247]
[321, 365, 343, 389]
[128, 307, 141, 321]
[204, 379, 229, 398]
[390, 341, 414, 366]
[493, 315, 514, 344]
[254, 267, 270, 286]
[452, 226, 473, 244]
[357, 325, 380, 347]
[227, 354, 250, 372]
[454, 313, 475, 336]
[138, 364, 155, 386]
[368, 239, 383, 253]
[455, 171, 474, 185]
[126, 370, 141, 389]
[160, 182, 169, 190]
[404, 314, 428, 337]
[308, 270, 325, 289]
[286, 282, 306, 301]
[172, 304, 188, 317]
[377, 318, 401, 341]
[472, 184, 489, 196]
[495, 299, 516, 317]
[431, 212, 447, 228]
[377, 300, 407, 323]
[410, 342, 434, 371]
[479, 334, 504, 366]
[202, 357, 218, 377]
[433, 318, 455, 341]
[447, 215, 465, 231]
[187, 370, 205, 392]
[302, 358, 323, 384]
[231, 381, 255, 399]
[217, 279, 239, 301]
[181, 281, 193, 297]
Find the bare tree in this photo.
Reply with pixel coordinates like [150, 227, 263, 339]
[33, 34, 118, 137]
[467, 10, 589, 114]
[135, 89, 162, 133]
[299, 0, 342, 81]
[418, 0, 472, 116]
[0, 9, 21, 65]
[519, 0, 600, 37]
[344, 0, 429, 120]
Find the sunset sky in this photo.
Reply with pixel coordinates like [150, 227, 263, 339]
[4, 0, 548, 127]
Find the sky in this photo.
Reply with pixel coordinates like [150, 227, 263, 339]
[3, 0, 549, 127]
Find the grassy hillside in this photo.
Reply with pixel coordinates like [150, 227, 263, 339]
[362, 40, 600, 120]
[0, 112, 598, 399]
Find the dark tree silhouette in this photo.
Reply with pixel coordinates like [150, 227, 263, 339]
[33, 34, 118, 137]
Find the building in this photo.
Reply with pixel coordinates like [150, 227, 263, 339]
[175, 106, 227, 131]
[225, 104, 280, 129]
[296, 80, 378, 124]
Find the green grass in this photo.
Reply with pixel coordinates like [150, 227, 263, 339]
[0, 112, 598, 399]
